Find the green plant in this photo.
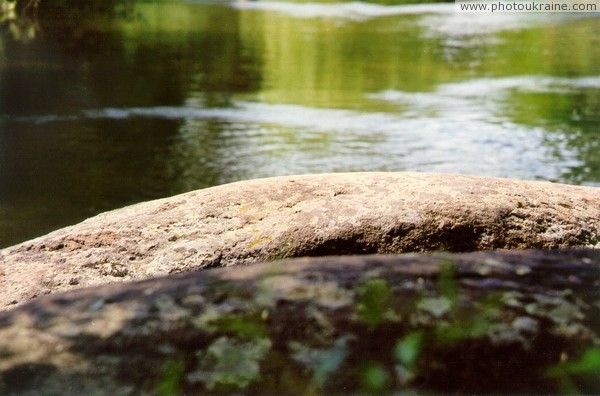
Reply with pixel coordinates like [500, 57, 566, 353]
[157, 358, 185, 396]
[394, 331, 424, 368]
[357, 278, 392, 329]
[361, 362, 390, 392]
[546, 348, 600, 394]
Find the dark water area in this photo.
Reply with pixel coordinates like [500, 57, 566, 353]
[1, 0, 600, 247]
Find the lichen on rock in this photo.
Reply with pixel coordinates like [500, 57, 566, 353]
[0, 249, 598, 394]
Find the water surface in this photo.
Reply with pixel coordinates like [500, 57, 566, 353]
[1, 0, 599, 247]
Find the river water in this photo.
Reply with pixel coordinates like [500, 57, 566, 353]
[0, 1, 599, 247]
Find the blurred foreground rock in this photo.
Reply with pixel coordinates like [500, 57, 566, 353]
[1, 172, 599, 310]
[0, 249, 599, 395]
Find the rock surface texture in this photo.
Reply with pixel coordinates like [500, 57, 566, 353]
[0, 250, 598, 395]
[1, 172, 600, 310]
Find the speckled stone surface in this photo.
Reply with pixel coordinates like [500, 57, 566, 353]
[1, 172, 599, 309]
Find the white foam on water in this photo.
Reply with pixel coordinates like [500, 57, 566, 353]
[78, 102, 428, 140]
[203, 0, 598, 38]
[419, 11, 559, 38]
[228, 0, 452, 20]
[13, 74, 600, 129]
[369, 75, 600, 109]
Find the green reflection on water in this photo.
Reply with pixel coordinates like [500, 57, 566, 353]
[0, 1, 599, 247]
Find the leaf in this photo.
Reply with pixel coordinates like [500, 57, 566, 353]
[394, 331, 424, 367]
[361, 362, 390, 391]
[158, 358, 185, 396]
[438, 260, 458, 305]
[357, 279, 392, 329]
[208, 314, 267, 340]
[547, 348, 600, 377]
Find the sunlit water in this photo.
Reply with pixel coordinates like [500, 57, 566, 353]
[0, 0, 599, 247]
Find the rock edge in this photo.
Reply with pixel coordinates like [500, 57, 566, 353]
[1, 172, 599, 309]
